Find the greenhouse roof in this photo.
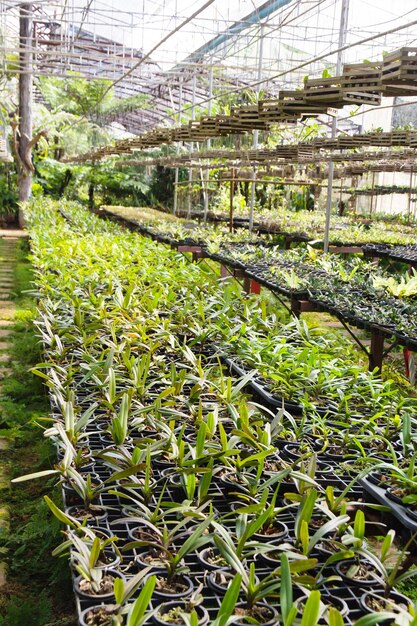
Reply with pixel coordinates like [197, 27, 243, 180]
[1, 1, 417, 136]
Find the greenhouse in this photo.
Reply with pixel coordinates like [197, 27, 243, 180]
[2, 1, 417, 625]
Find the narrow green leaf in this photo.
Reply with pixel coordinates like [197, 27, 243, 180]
[216, 573, 242, 626]
[354, 613, 398, 626]
[113, 576, 124, 605]
[89, 537, 101, 568]
[353, 509, 365, 541]
[280, 553, 293, 624]
[12, 469, 59, 483]
[300, 590, 321, 626]
[328, 607, 345, 626]
[128, 575, 156, 626]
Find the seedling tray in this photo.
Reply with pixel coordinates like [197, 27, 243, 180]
[360, 477, 417, 532]
[221, 351, 344, 419]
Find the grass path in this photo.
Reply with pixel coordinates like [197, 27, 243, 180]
[0, 235, 76, 626]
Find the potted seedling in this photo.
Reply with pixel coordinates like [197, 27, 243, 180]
[69, 532, 125, 603]
[153, 598, 209, 626]
[337, 510, 385, 587]
[279, 554, 351, 626]
[102, 446, 156, 505]
[125, 516, 213, 598]
[213, 537, 317, 625]
[79, 570, 156, 626]
[103, 391, 134, 447]
[230, 487, 290, 544]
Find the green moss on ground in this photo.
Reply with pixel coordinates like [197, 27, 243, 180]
[0, 238, 76, 626]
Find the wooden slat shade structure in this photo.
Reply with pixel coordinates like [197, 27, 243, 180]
[65, 46, 417, 163]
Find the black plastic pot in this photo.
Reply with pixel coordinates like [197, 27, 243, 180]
[296, 592, 349, 619]
[229, 602, 279, 626]
[74, 569, 125, 603]
[207, 569, 236, 595]
[359, 590, 411, 617]
[387, 487, 417, 522]
[134, 546, 184, 572]
[78, 604, 117, 626]
[197, 546, 229, 571]
[145, 570, 194, 600]
[152, 457, 178, 471]
[335, 559, 383, 587]
[152, 601, 209, 625]
[360, 476, 417, 532]
[219, 470, 255, 497]
[65, 505, 108, 525]
[253, 519, 289, 544]
[62, 473, 103, 504]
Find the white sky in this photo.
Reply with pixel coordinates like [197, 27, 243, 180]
[2, 0, 417, 95]
[3, 0, 416, 70]
[70, 0, 417, 67]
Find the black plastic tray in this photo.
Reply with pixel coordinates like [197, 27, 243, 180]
[360, 477, 417, 532]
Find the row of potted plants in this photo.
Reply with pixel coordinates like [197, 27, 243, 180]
[132, 202, 417, 248]
[102, 204, 417, 249]
[363, 243, 417, 266]
[99, 206, 417, 352]
[91, 202, 417, 522]
[66, 199, 417, 511]
[198, 241, 417, 344]
[100, 205, 276, 249]
[74, 201, 417, 421]
[16, 197, 417, 625]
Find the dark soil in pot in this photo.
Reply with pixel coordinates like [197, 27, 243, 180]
[197, 546, 229, 570]
[315, 539, 345, 557]
[259, 546, 289, 567]
[152, 601, 209, 625]
[296, 593, 348, 619]
[128, 522, 161, 544]
[230, 602, 279, 625]
[336, 559, 383, 587]
[135, 547, 169, 570]
[322, 595, 349, 617]
[74, 569, 124, 601]
[79, 604, 117, 626]
[218, 470, 257, 495]
[207, 569, 235, 595]
[148, 571, 194, 599]
[65, 505, 107, 524]
[253, 520, 288, 543]
[360, 590, 411, 614]
[323, 445, 350, 460]
[262, 458, 289, 475]
[308, 515, 333, 532]
[283, 443, 315, 460]
[71, 548, 120, 571]
[62, 474, 102, 505]
[385, 487, 417, 520]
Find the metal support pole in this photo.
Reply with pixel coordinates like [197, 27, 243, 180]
[173, 169, 179, 215]
[370, 171, 375, 217]
[229, 167, 235, 233]
[408, 168, 413, 223]
[249, 24, 264, 233]
[204, 65, 213, 223]
[323, 0, 349, 252]
[187, 168, 193, 217]
[339, 177, 343, 214]
[173, 82, 182, 216]
[187, 75, 196, 218]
